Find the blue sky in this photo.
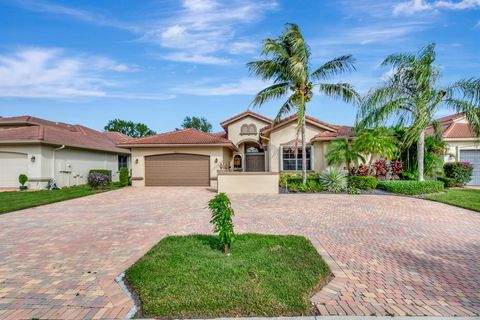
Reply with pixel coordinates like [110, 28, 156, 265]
[0, 0, 479, 133]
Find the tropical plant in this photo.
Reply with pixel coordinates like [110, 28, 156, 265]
[377, 180, 444, 195]
[104, 119, 156, 138]
[248, 23, 359, 184]
[326, 138, 365, 172]
[179, 116, 213, 133]
[358, 43, 480, 181]
[208, 193, 235, 254]
[318, 167, 348, 193]
[354, 127, 398, 174]
[348, 176, 378, 190]
[87, 172, 109, 189]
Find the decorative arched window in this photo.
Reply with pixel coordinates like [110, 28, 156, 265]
[240, 123, 257, 135]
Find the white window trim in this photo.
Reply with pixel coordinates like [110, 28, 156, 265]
[280, 145, 314, 171]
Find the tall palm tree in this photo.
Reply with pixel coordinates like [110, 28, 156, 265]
[358, 43, 480, 181]
[326, 138, 365, 173]
[248, 23, 359, 183]
[354, 127, 398, 175]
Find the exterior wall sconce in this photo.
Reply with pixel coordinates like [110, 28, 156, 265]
[135, 158, 139, 164]
[30, 155, 36, 163]
[215, 158, 218, 163]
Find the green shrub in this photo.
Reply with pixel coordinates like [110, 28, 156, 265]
[208, 193, 235, 254]
[377, 180, 444, 195]
[347, 186, 360, 195]
[319, 167, 348, 193]
[89, 169, 112, 183]
[87, 172, 109, 189]
[437, 176, 456, 188]
[286, 178, 322, 192]
[279, 172, 318, 186]
[348, 176, 378, 190]
[443, 162, 473, 187]
[18, 174, 28, 186]
[119, 167, 129, 186]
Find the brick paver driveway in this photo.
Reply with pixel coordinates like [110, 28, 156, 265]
[1, 187, 479, 319]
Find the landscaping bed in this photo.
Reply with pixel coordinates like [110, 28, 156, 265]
[425, 188, 480, 212]
[126, 234, 331, 318]
[0, 183, 123, 214]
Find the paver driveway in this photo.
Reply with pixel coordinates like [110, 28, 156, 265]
[1, 187, 479, 319]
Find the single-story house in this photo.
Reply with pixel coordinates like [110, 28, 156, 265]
[0, 116, 131, 189]
[119, 110, 354, 188]
[427, 113, 480, 185]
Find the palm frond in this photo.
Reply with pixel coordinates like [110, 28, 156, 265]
[246, 60, 285, 81]
[250, 82, 290, 107]
[311, 55, 356, 80]
[318, 83, 361, 104]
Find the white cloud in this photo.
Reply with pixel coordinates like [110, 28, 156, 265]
[0, 47, 171, 100]
[143, 0, 277, 64]
[394, 0, 480, 15]
[172, 78, 271, 96]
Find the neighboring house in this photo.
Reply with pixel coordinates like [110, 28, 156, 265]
[427, 113, 480, 185]
[119, 111, 353, 187]
[0, 116, 131, 189]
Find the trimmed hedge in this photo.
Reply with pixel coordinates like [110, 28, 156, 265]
[377, 180, 444, 195]
[286, 178, 323, 193]
[119, 167, 129, 186]
[348, 176, 378, 190]
[89, 169, 112, 182]
[279, 172, 319, 187]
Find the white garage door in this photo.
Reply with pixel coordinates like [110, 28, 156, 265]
[0, 152, 28, 188]
[460, 150, 480, 186]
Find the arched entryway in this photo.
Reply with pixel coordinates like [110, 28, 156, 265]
[244, 142, 265, 172]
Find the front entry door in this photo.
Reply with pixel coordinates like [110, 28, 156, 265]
[246, 154, 265, 172]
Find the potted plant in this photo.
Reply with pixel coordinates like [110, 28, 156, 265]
[18, 174, 28, 191]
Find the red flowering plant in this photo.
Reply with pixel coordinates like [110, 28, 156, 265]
[374, 160, 388, 180]
[390, 160, 403, 180]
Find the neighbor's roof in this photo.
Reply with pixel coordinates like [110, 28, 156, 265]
[0, 115, 130, 153]
[311, 126, 355, 141]
[118, 128, 238, 150]
[426, 113, 478, 139]
[220, 110, 273, 130]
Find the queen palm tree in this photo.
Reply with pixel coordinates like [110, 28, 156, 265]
[248, 23, 359, 184]
[358, 43, 480, 181]
[326, 138, 365, 173]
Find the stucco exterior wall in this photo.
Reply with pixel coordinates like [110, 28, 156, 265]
[129, 146, 229, 187]
[443, 139, 480, 162]
[226, 116, 270, 146]
[217, 172, 279, 194]
[0, 144, 127, 189]
[268, 122, 325, 172]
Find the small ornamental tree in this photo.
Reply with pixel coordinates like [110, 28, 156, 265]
[18, 174, 28, 186]
[119, 167, 129, 186]
[208, 193, 235, 254]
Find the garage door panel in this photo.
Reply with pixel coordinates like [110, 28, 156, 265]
[460, 150, 480, 186]
[0, 152, 28, 187]
[145, 154, 210, 186]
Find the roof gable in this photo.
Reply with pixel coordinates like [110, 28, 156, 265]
[220, 110, 272, 130]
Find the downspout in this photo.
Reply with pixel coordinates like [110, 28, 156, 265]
[52, 145, 66, 182]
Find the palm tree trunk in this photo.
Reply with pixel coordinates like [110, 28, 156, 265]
[417, 130, 425, 181]
[301, 114, 307, 184]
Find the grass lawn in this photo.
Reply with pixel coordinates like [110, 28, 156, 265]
[0, 183, 123, 214]
[126, 234, 331, 318]
[426, 188, 480, 212]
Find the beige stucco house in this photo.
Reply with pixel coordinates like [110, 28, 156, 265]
[120, 111, 354, 189]
[0, 116, 131, 189]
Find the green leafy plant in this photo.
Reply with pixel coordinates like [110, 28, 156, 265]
[443, 162, 473, 187]
[354, 127, 398, 175]
[318, 167, 348, 193]
[326, 138, 365, 172]
[119, 167, 129, 186]
[377, 180, 444, 195]
[89, 169, 112, 182]
[208, 193, 235, 254]
[18, 174, 28, 186]
[348, 176, 378, 190]
[248, 23, 359, 184]
[287, 178, 322, 192]
[279, 172, 318, 187]
[87, 173, 109, 189]
[347, 186, 361, 194]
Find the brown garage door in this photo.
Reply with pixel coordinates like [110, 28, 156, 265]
[145, 154, 210, 186]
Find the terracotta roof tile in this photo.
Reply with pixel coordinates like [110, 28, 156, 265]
[426, 113, 478, 139]
[120, 128, 236, 148]
[0, 115, 130, 153]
